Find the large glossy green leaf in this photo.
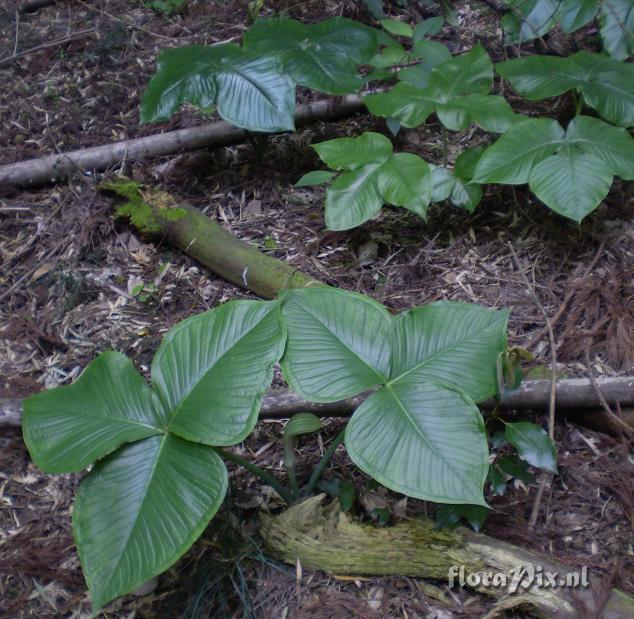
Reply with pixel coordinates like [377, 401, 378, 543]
[152, 300, 285, 445]
[346, 380, 488, 505]
[313, 132, 392, 170]
[501, 0, 560, 41]
[22, 352, 165, 473]
[473, 118, 564, 184]
[529, 151, 612, 221]
[74, 434, 227, 612]
[140, 44, 295, 132]
[495, 52, 634, 128]
[281, 288, 391, 402]
[559, 0, 598, 32]
[389, 301, 509, 402]
[140, 46, 219, 123]
[564, 115, 634, 180]
[376, 152, 432, 217]
[243, 17, 378, 94]
[600, 0, 634, 59]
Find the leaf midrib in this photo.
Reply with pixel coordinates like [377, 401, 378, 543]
[386, 385, 477, 498]
[164, 308, 274, 427]
[98, 434, 168, 602]
[387, 318, 503, 393]
[296, 302, 388, 384]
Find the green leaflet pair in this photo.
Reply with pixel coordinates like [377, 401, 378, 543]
[23, 287, 509, 611]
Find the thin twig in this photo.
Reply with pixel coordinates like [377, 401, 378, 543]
[75, 0, 180, 41]
[13, 10, 20, 56]
[508, 242, 557, 529]
[0, 29, 96, 66]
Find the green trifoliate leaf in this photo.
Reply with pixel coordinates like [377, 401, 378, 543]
[475, 115, 634, 220]
[313, 131, 393, 170]
[364, 44, 496, 130]
[435, 94, 523, 133]
[281, 287, 391, 402]
[295, 170, 335, 187]
[564, 115, 634, 181]
[496, 52, 634, 128]
[501, 0, 561, 42]
[376, 152, 432, 218]
[600, 0, 634, 60]
[313, 132, 432, 229]
[473, 118, 565, 184]
[529, 151, 612, 222]
[559, 0, 598, 32]
[430, 165, 456, 202]
[243, 17, 378, 94]
[450, 180, 482, 212]
[346, 380, 489, 505]
[74, 435, 227, 612]
[389, 301, 509, 402]
[364, 83, 437, 127]
[369, 45, 409, 69]
[140, 44, 295, 132]
[379, 18, 413, 37]
[398, 40, 452, 88]
[283, 413, 322, 439]
[413, 16, 444, 40]
[22, 352, 165, 473]
[430, 149, 484, 212]
[152, 300, 285, 446]
[429, 43, 493, 96]
[505, 422, 558, 473]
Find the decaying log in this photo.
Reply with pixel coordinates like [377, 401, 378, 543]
[0, 94, 367, 188]
[261, 495, 634, 618]
[3, 379, 634, 432]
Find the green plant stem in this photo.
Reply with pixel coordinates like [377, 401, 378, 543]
[214, 447, 293, 505]
[302, 428, 346, 497]
[441, 125, 448, 167]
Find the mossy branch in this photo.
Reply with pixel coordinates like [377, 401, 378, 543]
[100, 179, 321, 299]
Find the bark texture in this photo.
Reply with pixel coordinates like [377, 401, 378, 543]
[0, 95, 366, 188]
[261, 495, 634, 618]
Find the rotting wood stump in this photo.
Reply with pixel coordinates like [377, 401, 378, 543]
[260, 495, 634, 618]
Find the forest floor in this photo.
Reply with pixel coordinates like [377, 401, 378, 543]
[0, 0, 633, 617]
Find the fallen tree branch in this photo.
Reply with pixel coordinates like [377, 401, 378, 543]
[4, 377, 634, 431]
[0, 95, 368, 188]
[5, 184, 633, 435]
[261, 495, 634, 618]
